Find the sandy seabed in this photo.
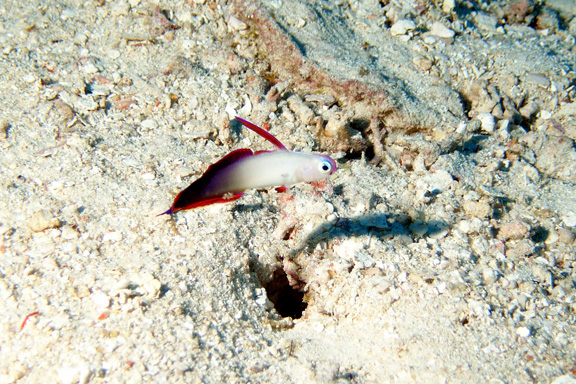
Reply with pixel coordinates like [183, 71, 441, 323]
[1, 0, 576, 383]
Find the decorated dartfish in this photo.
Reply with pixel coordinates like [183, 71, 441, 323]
[160, 117, 337, 215]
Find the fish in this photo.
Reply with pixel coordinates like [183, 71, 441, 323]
[160, 117, 337, 215]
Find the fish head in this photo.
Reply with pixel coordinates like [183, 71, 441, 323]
[298, 154, 337, 182]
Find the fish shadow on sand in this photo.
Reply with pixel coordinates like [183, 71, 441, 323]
[288, 212, 451, 258]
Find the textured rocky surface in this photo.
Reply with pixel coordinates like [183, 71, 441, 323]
[1, 0, 575, 383]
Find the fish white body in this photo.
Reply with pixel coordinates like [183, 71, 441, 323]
[202, 151, 334, 197]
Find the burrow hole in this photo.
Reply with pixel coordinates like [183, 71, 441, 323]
[264, 268, 307, 319]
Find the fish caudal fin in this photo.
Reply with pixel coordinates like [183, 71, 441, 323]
[157, 208, 173, 216]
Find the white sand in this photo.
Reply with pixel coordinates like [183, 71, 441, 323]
[1, 0, 575, 383]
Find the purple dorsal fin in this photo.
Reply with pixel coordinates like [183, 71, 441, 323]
[235, 117, 288, 151]
[202, 148, 254, 177]
[160, 148, 254, 214]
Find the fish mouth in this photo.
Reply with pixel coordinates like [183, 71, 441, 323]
[329, 158, 338, 174]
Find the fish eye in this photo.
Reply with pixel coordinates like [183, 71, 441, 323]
[318, 160, 332, 174]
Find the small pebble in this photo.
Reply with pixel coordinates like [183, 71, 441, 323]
[175, 166, 195, 178]
[535, 9, 559, 32]
[255, 288, 273, 309]
[111, 1, 130, 16]
[471, 237, 489, 255]
[482, 268, 500, 285]
[463, 201, 491, 218]
[545, 229, 559, 245]
[429, 22, 455, 39]
[505, 240, 534, 259]
[107, 49, 121, 60]
[390, 19, 416, 36]
[499, 220, 530, 241]
[304, 94, 336, 106]
[73, 284, 91, 298]
[227, 15, 247, 31]
[58, 364, 91, 384]
[412, 154, 427, 174]
[61, 225, 80, 240]
[473, 12, 498, 31]
[476, 112, 496, 133]
[458, 218, 483, 234]
[91, 291, 110, 309]
[77, 96, 98, 112]
[525, 73, 550, 88]
[135, 272, 162, 297]
[436, 281, 447, 294]
[551, 374, 576, 384]
[141, 172, 155, 180]
[442, 0, 455, 13]
[519, 102, 539, 119]
[23, 74, 37, 83]
[523, 163, 540, 183]
[562, 212, 576, 227]
[455, 121, 467, 134]
[27, 211, 62, 232]
[83, 63, 98, 74]
[74, 31, 88, 45]
[516, 326, 531, 338]
[557, 228, 575, 244]
[141, 119, 158, 130]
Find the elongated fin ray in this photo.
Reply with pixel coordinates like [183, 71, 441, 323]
[235, 117, 288, 151]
